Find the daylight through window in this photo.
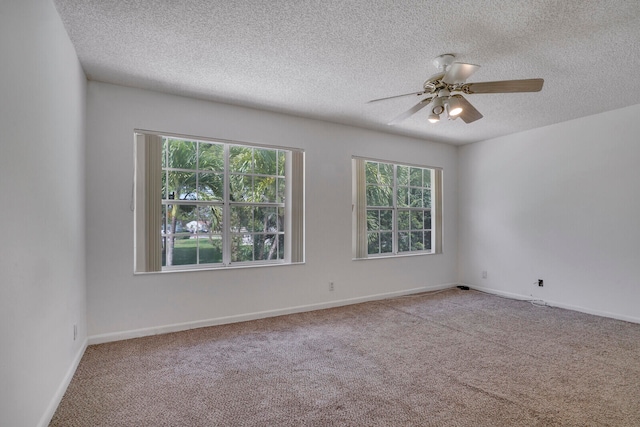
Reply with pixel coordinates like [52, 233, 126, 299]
[135, 132, 304, 272]
[353, 157, 442, 258]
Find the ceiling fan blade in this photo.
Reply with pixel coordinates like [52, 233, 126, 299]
[464, 78, 544, 94]
[367, 91, 426, 104]
[442, 62, 480, 84]
[388, 98, 433, 125]
[454, 95, 483, 124]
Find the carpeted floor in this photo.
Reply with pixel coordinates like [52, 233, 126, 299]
[51, 289, 640, 426]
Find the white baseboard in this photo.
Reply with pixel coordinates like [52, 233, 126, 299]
[460, 284, 537, 302]
[38, 338, 88, 427]
[88, 283, 458, 345]
[462, 283, 640, 325]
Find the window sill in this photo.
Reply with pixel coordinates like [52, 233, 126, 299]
[134, 261, 305, 275]
[352, 251, 439, 261]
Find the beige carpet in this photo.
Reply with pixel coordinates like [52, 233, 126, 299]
[51, 289, 640, 426]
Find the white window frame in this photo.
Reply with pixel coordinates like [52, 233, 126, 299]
[134, 131, 304, 273]
[352, 157, 443, 259]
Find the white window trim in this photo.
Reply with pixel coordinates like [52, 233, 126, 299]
[352, 156, 443, 259]
[134, 130, 304, 273]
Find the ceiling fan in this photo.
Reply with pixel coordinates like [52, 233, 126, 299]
[368, 54, 544, 125]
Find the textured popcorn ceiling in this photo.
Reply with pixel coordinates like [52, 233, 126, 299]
[53, 0, 640, 145]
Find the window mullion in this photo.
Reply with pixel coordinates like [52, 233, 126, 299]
[392, 164, 398, 254]
[195, 142, 200, 266]
[222, 144, 231, 266]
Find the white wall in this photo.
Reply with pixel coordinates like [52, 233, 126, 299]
[0, 1, 87, 426]
[85, 81, 458, 339]
[458, 104, 640, 322]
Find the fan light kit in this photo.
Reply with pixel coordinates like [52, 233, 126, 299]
[368, 54, 544, 125]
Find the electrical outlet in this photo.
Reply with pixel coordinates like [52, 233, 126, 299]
[329, 281, 335, 292]
[73, 324, 77, 341]
[482, 270, 487, 279]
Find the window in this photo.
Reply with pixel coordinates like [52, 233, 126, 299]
[135, 132, 304, 272]
[352, 157, 442, 258]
